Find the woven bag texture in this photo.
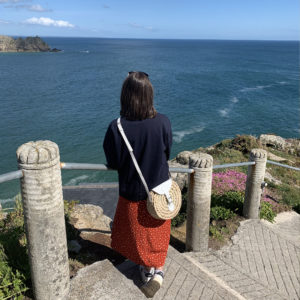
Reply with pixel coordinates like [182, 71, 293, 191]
[147, 181, 182, 220]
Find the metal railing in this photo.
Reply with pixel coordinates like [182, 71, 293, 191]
[0, 159, 299, 185]
[267, 160, 300, 171]
[0, 170, 22, 184]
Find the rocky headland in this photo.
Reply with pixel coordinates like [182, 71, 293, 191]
[0, 35, 61, 52]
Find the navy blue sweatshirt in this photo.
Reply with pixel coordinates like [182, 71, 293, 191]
[103, 113, 172, 201]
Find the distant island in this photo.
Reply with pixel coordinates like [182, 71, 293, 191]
[0, 35, 61, 52]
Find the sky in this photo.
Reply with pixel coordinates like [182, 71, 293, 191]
[0, 0, 299, 40]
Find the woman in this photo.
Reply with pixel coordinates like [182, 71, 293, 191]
[103, 71, 172, 297]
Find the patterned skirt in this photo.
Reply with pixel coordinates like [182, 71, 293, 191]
[111, 196, 171, 268]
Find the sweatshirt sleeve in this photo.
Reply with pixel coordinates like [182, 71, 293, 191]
[103, 123, 120, 169]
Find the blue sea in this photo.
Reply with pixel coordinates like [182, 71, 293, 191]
[0, 38, 299, 205]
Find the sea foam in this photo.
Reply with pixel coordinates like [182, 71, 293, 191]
[218, 109, 229, 117]
[173, 126, 205, 143]
[65, 174, 89, 186]
[231, 96, 239, 103]
[240, 84, 273, 92]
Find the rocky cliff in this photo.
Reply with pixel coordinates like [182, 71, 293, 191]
[0, 35, 59, 52]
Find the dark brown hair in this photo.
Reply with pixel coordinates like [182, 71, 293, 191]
[120, 71, 157, 120]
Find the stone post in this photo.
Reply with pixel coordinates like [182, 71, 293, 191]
[186, 153, 213, 252]
[243, 148, 267, 219]
[17, 141, 69, 300]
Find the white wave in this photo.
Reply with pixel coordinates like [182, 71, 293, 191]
[80, 50, 89, 53]
[65, 175, 89, 186]
[240, 84, 273, 92]
[173, 126, 205, 143]
[278, 81, 288, 85]
[218, 108, 230, 117]
[0, 198, 15, 204]
[231, 97, 239, 103]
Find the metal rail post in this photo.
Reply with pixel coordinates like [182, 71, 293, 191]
[243, 148, 267, 219]
[17, 141, 69, 300]
[186, 153, 213, 252]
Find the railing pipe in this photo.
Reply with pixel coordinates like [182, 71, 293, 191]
[61, 163, 195, 174]
[267, 160, 300, 171]
[61, 162, 110, 170]
[213, 161, 255, 169]
[169, 167, 194, 174]
[0, 170, 23, 183]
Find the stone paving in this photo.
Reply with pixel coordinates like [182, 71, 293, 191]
[214, 214, 300, 300]
[67, 189, 300, 300]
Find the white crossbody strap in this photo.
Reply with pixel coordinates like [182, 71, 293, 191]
[117, 118, 150, 197]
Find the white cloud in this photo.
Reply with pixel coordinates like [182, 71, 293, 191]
[15, 4, 52, 12]
[0, 18, 10, 23]
[24, 17, 74, 28]
[0, 0, 23, 3]
[128, 22, 154, 31]
[29, 4, 49, 11]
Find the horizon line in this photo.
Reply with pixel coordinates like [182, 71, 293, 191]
[4, 34, 300, 42]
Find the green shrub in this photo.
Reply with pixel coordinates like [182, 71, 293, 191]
[171, 188, 187, 227]
[0, 194, 30, 299]
[209, 225, 223, 240]
[0, 244, 28, 300]
[210, 206, 236, 221]
[230, 135, 261, 154]
[260, 201, 276, 223]
[64, 200, 80, 240]
[211, 191, 244, 215]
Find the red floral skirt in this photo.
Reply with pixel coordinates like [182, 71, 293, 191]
[111, 196, 171, 268]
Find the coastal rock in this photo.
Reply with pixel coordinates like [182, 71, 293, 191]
[260, 134, 286, 150]
[176, 150, 193, 165]
[69, 204, 112, 248]
[259, 134, 300, 156]
[265, 171, 282, 185]
[169, 161, 189, 190]
[267, 151, 288, 162]
[0, 35, 60, 52]
[0, 35, 15, 52]
[285, 138, 300, 156]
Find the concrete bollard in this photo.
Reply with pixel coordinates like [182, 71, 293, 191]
[17, 141, 69, 300]
[243, 148, 267, 219]
[186, 153, 213, 252]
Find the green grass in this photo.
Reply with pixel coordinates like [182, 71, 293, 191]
[0, 195, 31, 299]
[0, 195, 80, 299]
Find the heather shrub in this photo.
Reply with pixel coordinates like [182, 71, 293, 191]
[210, 206, 236, 220]
[260, 201, 276, 223]
[211, 191, 244, 215]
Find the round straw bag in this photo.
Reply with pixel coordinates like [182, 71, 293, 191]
[147, 180, 182, 220]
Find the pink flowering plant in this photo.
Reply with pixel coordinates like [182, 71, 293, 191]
[211, 170, 247, 215]
[211, 170, 276, 222]
[212, 170, 247, 195]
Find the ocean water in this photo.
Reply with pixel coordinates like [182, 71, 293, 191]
[0, 38, 299, 205]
